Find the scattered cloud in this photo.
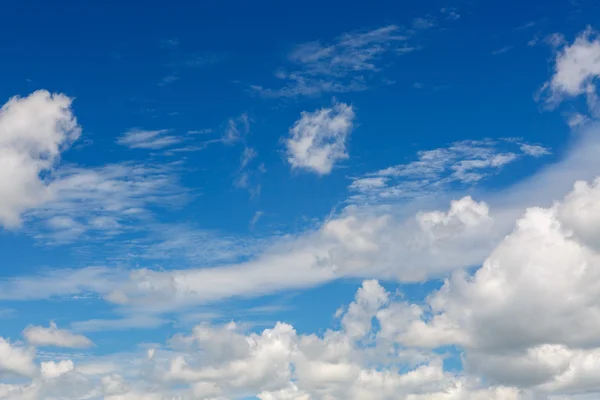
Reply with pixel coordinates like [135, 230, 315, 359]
[71, 314, 167, 333]
[519, 143, 551, 157]
[27, 161, 187, 244]
[285, 102, 355, 175]
[440, 7, 460, 20]
[492, 45, 515, 55]
[250, 211, 264, 228]
[253, 11, 461, 98]
[187, 128, 213, 135]
[117, 128, 182, 149]
[252, 24, 418, 98]
[223, 113, 250, 145]
[412, 16, 436, 30]
[513, 21, 537, 31]
[158, 74, 179, 86]
[23, 322, 93, 348]
[348, 138, 550, 203]
[240, 147, 257, 169]
[160, 38, 179, 48]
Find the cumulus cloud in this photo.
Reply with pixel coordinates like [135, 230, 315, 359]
[4, 121, 600, 313]
[378, 177, 600, 394]
[286, 102, 355, 175]
[8, 204, 600, 399]
[0, 337, 37, 377]
[545, 28, 600, 99]
[0, 192, 500, 313]
[23, 322, 93, 348]
[0, 279, 542, 399]
[0, 90, 80, 228]
[40, 360, 74, 379]
[542, 27, 600, 117]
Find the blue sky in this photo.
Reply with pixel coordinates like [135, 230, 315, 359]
[3, 0, 600, 398]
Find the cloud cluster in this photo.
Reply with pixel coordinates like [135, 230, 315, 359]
[0, 282, 527, 400]
[5, 173, 600, 398]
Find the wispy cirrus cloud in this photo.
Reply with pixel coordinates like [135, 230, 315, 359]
[26, 161, 188, 244]
[348, 138, 551, 203]
[492, 45, 514, 55]
[117, 128, 183, 149]
[251, 18, 451, 98]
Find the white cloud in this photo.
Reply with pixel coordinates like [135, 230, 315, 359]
[379, 177, 600, 393]
[7, 247, 600, 399]
[235, 145, 263, 198]
[240, 147, 257, 169]
[520, 143, 551, 157]
[0, 337, 37, 377]
[23, 322, 93, 348]
[0, 90, 80, 228]
[40, 360, 74, 379]
[286, 102, 355, 175]
[252, 25, 411, 98]
[542, 27, 600, 116]
[223, 113, 250, 145]
[250, 211, 264, 227]
[546, 27, 600, 97]
[71, 314, 167, 333]
[117, 129, 182, 150]
[349, 138, 550, 202]
[27, 161, 187, 243]
[2, 122, 600, 314]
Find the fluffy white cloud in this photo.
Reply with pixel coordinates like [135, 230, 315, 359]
[5, 267, 600, 398]
[23, 322, 93, 348]
[376, 177, 600, 395]
[40, 360, 74, 379]
[0, 338, 37, 377]
[0, 191, 501, 311]
[286, 102, 354, 175]
[0, 90, 80, 228]
[542, 27, 600, 119]
[545, 28, 600, 101]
